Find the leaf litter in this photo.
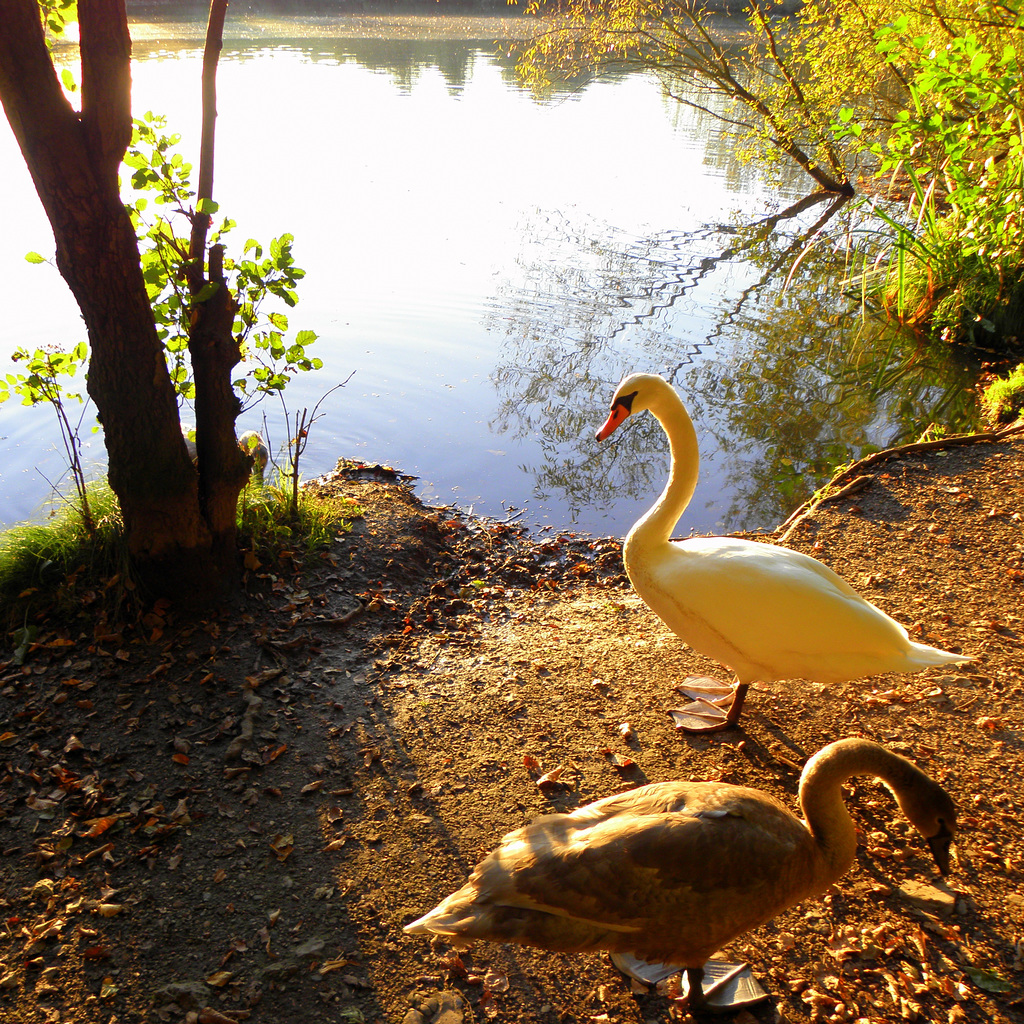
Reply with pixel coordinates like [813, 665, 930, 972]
[0, 443, 1023, 1022]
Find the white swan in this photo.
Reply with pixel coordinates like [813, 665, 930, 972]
[405, 738, 956, 1010]
[595, 373, 970, 732]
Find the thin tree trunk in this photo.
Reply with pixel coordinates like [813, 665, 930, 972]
[187, 0, 249, 579]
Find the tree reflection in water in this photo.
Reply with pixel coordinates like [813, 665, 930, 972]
[487, 194, 979, 535]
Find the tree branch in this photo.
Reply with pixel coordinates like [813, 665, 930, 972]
[189, 0, 229, 272]
[0, 0, 82, 189]
[78, 0, 133, 179]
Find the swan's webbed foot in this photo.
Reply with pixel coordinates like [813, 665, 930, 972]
[668, 679, 750, 734]
[610, 954, 769, 1013]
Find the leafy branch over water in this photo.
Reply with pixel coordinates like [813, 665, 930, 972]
[516, 0, 1024, 347]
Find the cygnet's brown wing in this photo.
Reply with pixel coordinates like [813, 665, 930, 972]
[468, 780, 821, 963]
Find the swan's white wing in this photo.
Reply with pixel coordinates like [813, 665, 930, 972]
[629, 536, 947, 683]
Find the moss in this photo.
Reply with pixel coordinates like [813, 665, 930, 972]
[981, 362, 1024, 424]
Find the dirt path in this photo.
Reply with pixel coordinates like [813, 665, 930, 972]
[1, 435, 1022, 1024]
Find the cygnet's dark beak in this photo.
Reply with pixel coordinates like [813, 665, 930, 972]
[927, 824, 954, 875]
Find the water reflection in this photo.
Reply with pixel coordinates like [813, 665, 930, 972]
[126, 3, 538, 94]
[2, 10, 980, 537]
[488, 194, 978, 533]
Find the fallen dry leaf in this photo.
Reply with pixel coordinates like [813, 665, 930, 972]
[269, 834, 294, 862]
[604, 751, 635, 769]
[199, 1008, 247, 1024]
[80, 815, 125, 838]
[318, 956, 351, 975]
[536, 766, 566, 789]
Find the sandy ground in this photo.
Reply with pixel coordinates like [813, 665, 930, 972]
[1, 431, 1022, 1024]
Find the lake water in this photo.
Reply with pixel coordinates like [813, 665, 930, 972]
[0, 7, 979, 537]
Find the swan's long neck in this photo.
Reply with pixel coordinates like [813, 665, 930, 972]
[628, 386, 700, 549]
[799, 738, 927, 881]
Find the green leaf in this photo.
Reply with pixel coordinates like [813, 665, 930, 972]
[11, 625, 38, 666]
[964, 967, 1012, 993]
[196, 197, 220, 215]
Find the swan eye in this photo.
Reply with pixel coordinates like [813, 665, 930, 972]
[617, 390, 638, 412]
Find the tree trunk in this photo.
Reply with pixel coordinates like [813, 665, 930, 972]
[187, 0, 250, 566]
[0, 0, 241, 600]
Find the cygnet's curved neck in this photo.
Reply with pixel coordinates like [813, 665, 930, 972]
[799, 738, 925, 880]
[629, 383, 699, 548]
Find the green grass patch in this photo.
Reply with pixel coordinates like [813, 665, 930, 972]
[0, 482, 134, 640]
[1, 475, 363, 644]
[981, 362, 1024, 425]
[231, 471, 362, 568]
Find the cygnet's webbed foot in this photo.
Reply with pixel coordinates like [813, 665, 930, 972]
[668, 679, 750, 734]
[611, 954, 769, 1013]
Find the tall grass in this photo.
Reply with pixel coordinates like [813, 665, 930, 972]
[0, 482, 132, 636]
[848, 161, 1024, 350]
[237, 470, 362, 564]
[1, 475, 362, 638]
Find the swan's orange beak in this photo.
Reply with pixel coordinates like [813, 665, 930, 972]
[596, 403, 630, 441]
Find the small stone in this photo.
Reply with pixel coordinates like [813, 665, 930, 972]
[292, 937, 326, 958]
[151, 981, 211, 1010]
[897, 880, 956, 917]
